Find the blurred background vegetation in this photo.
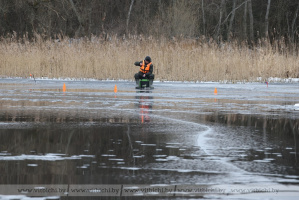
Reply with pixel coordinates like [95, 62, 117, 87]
[0, 0, 298, 44]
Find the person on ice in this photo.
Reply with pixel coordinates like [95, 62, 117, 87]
[134, 56, 154, 87]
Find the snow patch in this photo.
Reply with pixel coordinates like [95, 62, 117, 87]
[0, 153, 95, 161]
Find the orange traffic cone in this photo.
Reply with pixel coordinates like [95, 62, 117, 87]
[114, 85, 117, 93]
[214, 87, 217, 95]
[63, 83, 66, 92]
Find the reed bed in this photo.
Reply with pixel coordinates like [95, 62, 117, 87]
[0, 34, 298, 82]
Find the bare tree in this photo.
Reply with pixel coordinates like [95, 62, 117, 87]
[265, 0, 271, 38]
[201, 0, 206, 36]
[126, 0, 134, 34]
[214, 0, 226, 41]
[68, 0, 84, 37]
[291, 2, 299, 43]
[243, 0, 248, 40]
[248, 0, 254, 42]
[227, 0, 236, 41]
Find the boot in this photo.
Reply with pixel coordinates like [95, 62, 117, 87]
[149, 79, 154, 89]
[149, 79, 153, 86]
[135, 79, 140, 89]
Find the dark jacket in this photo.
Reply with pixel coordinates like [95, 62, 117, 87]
[134, 61, 153, 76]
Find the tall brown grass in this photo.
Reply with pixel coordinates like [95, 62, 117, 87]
[0, 34, 298, 82]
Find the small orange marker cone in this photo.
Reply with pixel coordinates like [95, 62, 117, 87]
[63, 83, 66, 92]
[114, 85, 118, 93]
[214, 87, 217, 95]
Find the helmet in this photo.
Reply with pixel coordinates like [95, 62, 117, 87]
[145, 56, 151, 62]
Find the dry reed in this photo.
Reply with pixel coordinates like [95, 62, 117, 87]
[0, 34, 298, 82]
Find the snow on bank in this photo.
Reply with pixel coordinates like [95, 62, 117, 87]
[1, 76, 299, 83]
[257, 77, 299, 83]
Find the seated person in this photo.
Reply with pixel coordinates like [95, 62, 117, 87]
[134, 56, 155, 82]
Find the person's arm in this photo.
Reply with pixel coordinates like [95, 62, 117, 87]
[145, 64, 153, 76]
[134, 61, 142, 66]
[149, 64, 153, 73]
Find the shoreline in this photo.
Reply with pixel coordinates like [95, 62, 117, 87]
[1, 76, 299, 84]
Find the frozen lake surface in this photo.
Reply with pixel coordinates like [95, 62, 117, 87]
[0, 78, 299, 199]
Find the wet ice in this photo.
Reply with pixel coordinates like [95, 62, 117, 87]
[0, 78, 299, 199]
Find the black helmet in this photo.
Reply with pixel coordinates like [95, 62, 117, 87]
[145, 56, 151, 62]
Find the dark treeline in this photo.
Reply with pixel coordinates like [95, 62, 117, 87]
[1, 0, 299, 44]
